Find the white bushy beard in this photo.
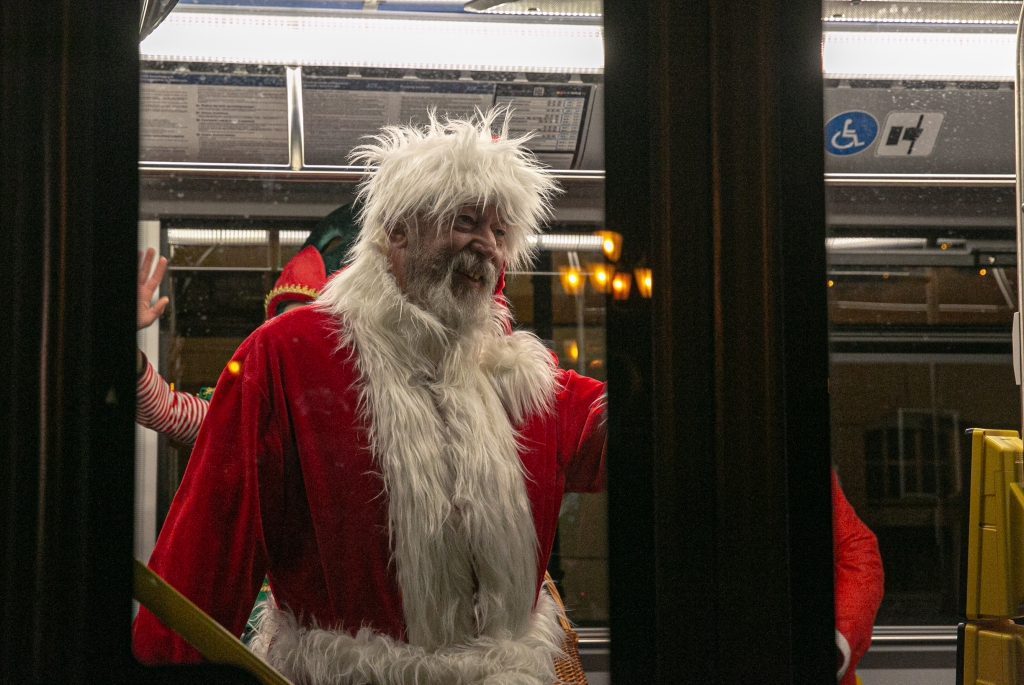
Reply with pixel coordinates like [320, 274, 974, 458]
[403, 238, 498, 334]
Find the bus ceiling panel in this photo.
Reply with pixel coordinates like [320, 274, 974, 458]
[824, 83, 1014, 177]
[826, 185, 1017, 236]
[141, 4, 1024, 185]
[140, 60, 604, 172]
[139, 171, 605, 223]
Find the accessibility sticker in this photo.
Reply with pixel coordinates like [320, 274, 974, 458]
[876, 112, 944, 157]
[825, 111, 878, 156]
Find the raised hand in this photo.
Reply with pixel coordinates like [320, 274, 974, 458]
[138, 247, 170, 331]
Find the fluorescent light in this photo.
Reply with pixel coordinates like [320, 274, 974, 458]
[527, 234, 604, 251]
[167, 229, 269, 245]
[826, 237, 928, 250]
[142, 7, 1014, 81]
[823, 30, 1016, 80]
[280, 230, 311, 246]
[140, 9, 604, 72]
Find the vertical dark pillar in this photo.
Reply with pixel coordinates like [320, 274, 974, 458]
[1, 6, 260, 684]
[0, 2, 139, 682]
[603, 0, 657, 682]
[774, 1, 836, 678]
[604, 0, 834, 681]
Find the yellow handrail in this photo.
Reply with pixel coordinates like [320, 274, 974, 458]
[133, 560, 292, 685]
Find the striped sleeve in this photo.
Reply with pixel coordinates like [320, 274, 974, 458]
[136, 354, 209, 444]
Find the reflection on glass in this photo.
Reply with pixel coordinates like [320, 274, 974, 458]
[824, 14, 1023, 680]
[831, 360, 1019, 625]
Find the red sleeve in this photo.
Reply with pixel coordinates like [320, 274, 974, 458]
[833, 469, 884, 684]
[556, 369, 607, 493]
[132, 335, 281, 664]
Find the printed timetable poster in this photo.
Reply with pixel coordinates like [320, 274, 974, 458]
[494, 84, 591, 170]
[302, 78, 496, 166]
[140, 72, 289, 165]
[302, 77, 593, 169]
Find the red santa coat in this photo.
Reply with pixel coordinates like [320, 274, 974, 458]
[133, 251, 606, 684]
[833, 469, 884, 684]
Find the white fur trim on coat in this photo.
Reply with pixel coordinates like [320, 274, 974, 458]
[307, 245, 559, 682]
[478, 331, 556, 426]
[347, 108, 561, 272]
[250, 593, 564, 685]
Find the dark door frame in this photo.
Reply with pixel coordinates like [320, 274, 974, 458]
[605, 0, 835, 682]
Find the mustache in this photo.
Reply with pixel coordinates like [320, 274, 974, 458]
[446, 249, 498, 288]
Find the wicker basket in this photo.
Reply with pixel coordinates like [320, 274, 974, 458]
[543, 572, 588, 685]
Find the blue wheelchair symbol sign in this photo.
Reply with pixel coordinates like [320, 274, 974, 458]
[825, 111, 878, 156]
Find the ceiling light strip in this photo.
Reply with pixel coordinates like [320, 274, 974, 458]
[167, 229, 270, 245]
[822, 0, 1021, 25]
[140, 10, 604, 72]
[823, 30, 1016, 80]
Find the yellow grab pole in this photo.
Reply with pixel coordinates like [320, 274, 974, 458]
[133, 560, 292, 685]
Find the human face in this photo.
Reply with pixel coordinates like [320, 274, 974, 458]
[430, 204, 507, 290]
[390, 204, 507, 330]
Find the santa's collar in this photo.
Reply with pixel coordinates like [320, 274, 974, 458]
[317, 244, 557, 424]
[319, 245, 504, 358]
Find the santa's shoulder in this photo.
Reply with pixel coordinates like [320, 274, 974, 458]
[240, 305, 355, 369]
[259, 304, 341, 340]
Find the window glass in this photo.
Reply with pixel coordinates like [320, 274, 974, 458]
[824, 10, 1020, 628]
[134, 3, 611, 658]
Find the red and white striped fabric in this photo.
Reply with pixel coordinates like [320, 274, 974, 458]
[136, 354, 209, 444]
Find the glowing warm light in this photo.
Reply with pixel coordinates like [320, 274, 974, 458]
[227, 360, 241, 375]
[940, 243, 948, 250]
[611, 272, 632, 300]
[558, 266, 585, 295]
[980, 268, 988, 276]
[828, 279, 834, 287]
[141, 9, 604, 72]
[587, 262, 612, 293]
[634, 268, 652, 298]
[822, 30, 1015, 81]
[882, 273, 889, 279]
[594, 231, 623, 263]
[566, 341, 579, 362]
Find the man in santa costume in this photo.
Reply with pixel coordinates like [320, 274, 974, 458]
[132, 109, 607, 685]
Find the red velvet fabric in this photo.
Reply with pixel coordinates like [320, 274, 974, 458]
[132, 305, 606, 664]
[833, 469, 884, 685]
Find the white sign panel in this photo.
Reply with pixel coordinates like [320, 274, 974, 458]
[876, 112, 944, 157]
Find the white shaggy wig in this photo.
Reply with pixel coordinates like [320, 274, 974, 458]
[348, 107, 561, 271]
